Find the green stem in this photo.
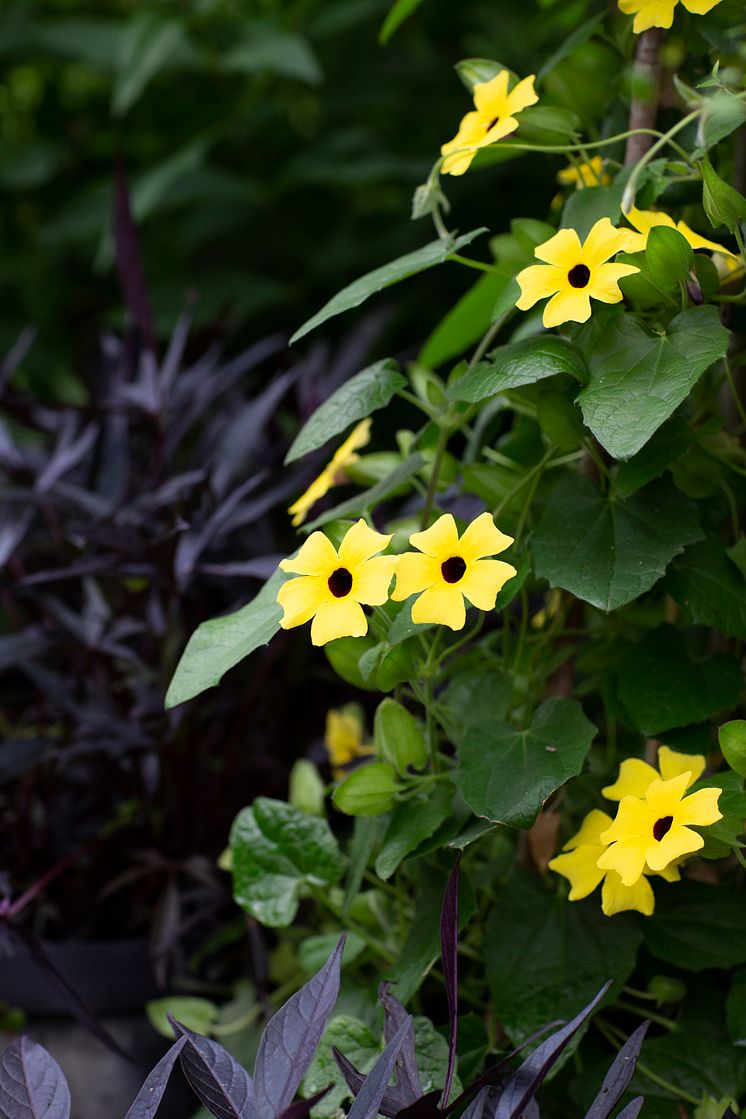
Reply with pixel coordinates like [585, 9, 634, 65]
[621, 109, 701, 212]
[614, 999, 677, 1030]
[420, 421, 451, 529]
[450, 254, 496, 274]
[595, 1019, 701, 1106]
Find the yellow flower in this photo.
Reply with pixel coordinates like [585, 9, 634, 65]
[288, 419, 372, 528]
[441, 70, 538, 177]
[548, 809, 680, 917]
[515, 218, 640, 328]
[602, 744, 706, 801]
[622, 207, 738, 258]
[597, 772, 722, 887]
[278, 519, 397, 646]
[557, 157, 611, 190]
[325, 705, 374, 780]
[391, 512, 516, 630]
[619, 0, 722, 33]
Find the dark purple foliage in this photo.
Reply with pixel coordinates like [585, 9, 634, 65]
[439, 857, 460, 1107]
[124, 1037, 187, 1119]
[0, 1037, 70, 1119]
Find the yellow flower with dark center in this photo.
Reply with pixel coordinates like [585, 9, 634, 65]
[556, 157, 610, 190]
[277, 519, 397, 646]
[602, 744, 706, 801]
[597, 772, 722, 887]
[391, 512, 516, 630]
[622, 207, 738, 258]
[441, 70, 538, 177]
[619, 0, 722, 33]
[515, 218, 640, 328]
[325, 705, 374, 780]
[288, 419, 372, 528]
[548, 809, 680, 917]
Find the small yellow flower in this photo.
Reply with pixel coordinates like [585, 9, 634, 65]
[557, 157, 610, 190]
[548, 809, 680, 917]
[515, 218, 640, 328]
[622, 207, 738, 258]
[597, 772, 722, 887]
[619, 0, 722, 33]
[392, 512, 516, 631]
[441, 70, 538, 177]
[325, 705, 374, 779]
[602, 744, 706, 801]
[278, 519, 397, 646]
[288, 419, 372, 528]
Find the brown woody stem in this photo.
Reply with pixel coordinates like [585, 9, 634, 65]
[624, 28, 664, 167]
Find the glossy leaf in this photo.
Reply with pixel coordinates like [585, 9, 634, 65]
[304, 1018, 380, 1118]
[531, 474, 702, 611]
[645, 226, 693, 292]
[0, 1038, 71, 1119]
[450, 337, 587, 403]
[374, 698, 428, 774]
[440, 858, 460, 1108]
[379, 0, 429, 43]
[375, 787, 453, 880]
[720, 721, 746, 780]
[419, 271, 513, 369]
[303, 453, 425, 532]
[171, 1023, 254, 1119]
[667, 538, 746, 641]
[582, 1022, 649, 1119]
[456, 699, 596, 828]
[291, 231, 486, 344]
[333, 762, 401, 817]
[644, 881, 746, 971]
[125, 1038, 187, 1119]
[347, 1021, 411, 1119]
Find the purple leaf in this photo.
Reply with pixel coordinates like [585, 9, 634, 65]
[348, 1020, 412, 1119]
[439, 857, 460, 1108]
[277, 1086, 332, 1119]
[494, 983, 612, 1119]
[394, 1091, 441, 1119]
[124, 1037, 187, 1119]
[332, 1048, 414, 1118]
[614, 1099, 644, 1119]
[0, 326, 36, 391]
[379, 984, 420, 1105]
[583, 1022, 649, 1119]
[445, 1022, 562, 1119]
[113, 161, 157, 355]
[253, 936, 344, 1119]
[0, 1036, 71, 1119]
[170, 1021, 254, 1119]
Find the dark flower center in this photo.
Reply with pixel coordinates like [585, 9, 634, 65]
[441, 556, 467, 584]
[653, 815, 673, 842]
[328, 567, 353, 598]
[486, 116, 500, 132]
[567, 263, 591, 289]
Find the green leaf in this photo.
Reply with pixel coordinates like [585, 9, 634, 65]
[291, 231, 486, 344]
[419, 271, 512, 369]
[414, 1016, 463, 1097]
[727, 970, 746, 1047]
[720, 721, 746, 780]
[615, 417, 717, 498]
[223, 25, 322, 85]
[531, 474, 702, 612]
[486, 873, 641, 1048]
[644, 881, 746, 971]
[443, 667, 513, 744]
[515, 106, 580, 146]
[302, 1016, 380, 1117]
[375, 786, 453, 880]
[146, 996, 219, 1039]
[303, 453, 425, 531]
[701, 159, 746, 233]
[455, 698, 596, 828]
[332, 762, 401, 817]
[561, 182, 625, 241]
[450, 336, 587, 403]
[455, 58, 508, 91]
[667, 537, 746, 641]
[575, 307, 730, 460]
[112, 13, 196, 117]
[374, 698, 428, 774]
[285, 360, 405, 463]
[379, 0, 429, 44]
[537, 388, 584, 450]
[297, 933, 366, 974]
[699, 90, 746, 151]
[614, 625, 741, 736]
[165, 568, 286, 707]
[230, 797, 345, 927]
[630, 1027, 746, 1102]
[645, 226, 694, 292]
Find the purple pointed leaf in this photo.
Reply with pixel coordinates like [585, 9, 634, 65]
[124, 1037, 187, 1119]
[331, 1048, 410, 1119]
[348, 1020, 411, 1119]
[113, 161, 157, 355]
[276, 1085, 332, 1119]
[170, 1021, 254, 1119]
[583, 1022, 649, 1119]
[394, 1090, 441, 1119]
[459, 1086, 498, 1119]
[254, 936, 344, 1119]
[495, 983, 612, 1119]
[614, 1098, 644, 1119]
[379, 983, 420, 1105]
[440, 857, 460, 1108]
[0, 1037, 71, 1119]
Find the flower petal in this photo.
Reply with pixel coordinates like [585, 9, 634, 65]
[505, 74, 538, 116]
[600, 795, 655, 844]
[534, 227, 583, 266]
[681, 0, 722, 13]
[676, 219, 738, 257]
[618, 0, 678, 31]
[563, 809, 614, 850]
[677, 786, 722, 828]
[645, 772, 690, 818]
[311, 598, 368, 646]
[460, 558, 517, 610]
[411, 583, 466, 630]
[542, 287, 592, 328]
[329, 418, 372, 474]
[588, 261, 640, 302]
[338, 518, 392, 567]
[458, 512, 514, 561]
[601, 870, 655, 917]
[596, 837, 650, 887]
[391, 553, 440, 600]
[277, 575, 328, 629]
[288, 469, 335, 527]
[484, 116, 518, 143]
[473, 71, 510, 114]
[280, 532, 338, 575]
[646, 823, 703, 872]
[602, 758, 660, 801]
[658, 745, 706, 787]
[515, 263, 565, 310]
[353, 555, 398, 605]
[548, 844, 606, 900]
[409, 513, 460, 559]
